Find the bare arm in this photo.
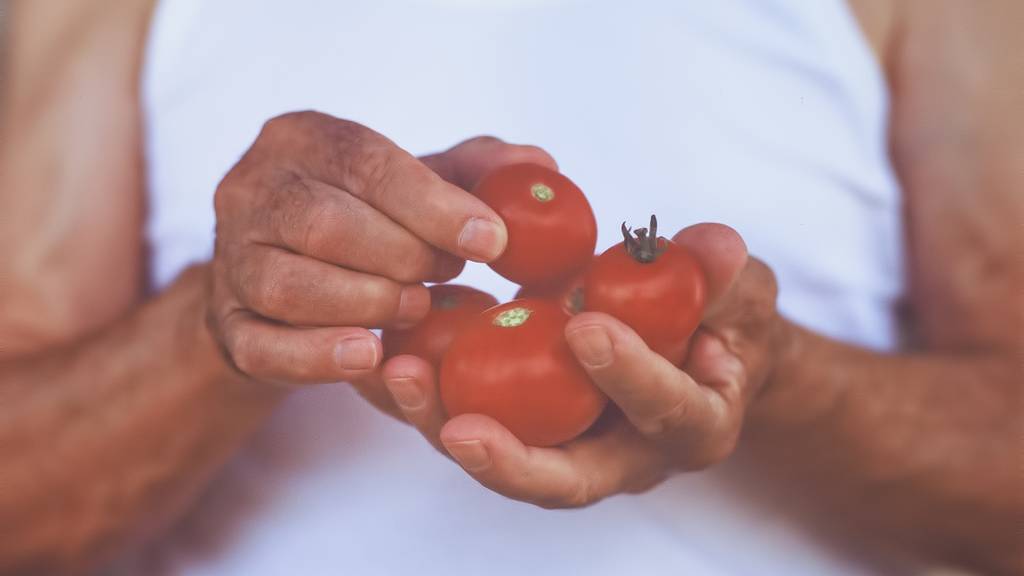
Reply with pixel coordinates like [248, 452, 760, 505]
[0, 268, 282, 574]
[0, 0, 151, 349]
[0, 4, 554, 573]
[0, 3, 284, 573]
[748, 0, 1024, 571]
[384, 2, 1022, 573]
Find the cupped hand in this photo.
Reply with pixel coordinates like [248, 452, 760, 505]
[382, 223, 786, 508]
[206, 110, 555, 390]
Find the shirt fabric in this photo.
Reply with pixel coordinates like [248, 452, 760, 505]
[136, 1, 906, 574]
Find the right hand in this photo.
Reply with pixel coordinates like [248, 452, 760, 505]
[206, 110, 554, 386]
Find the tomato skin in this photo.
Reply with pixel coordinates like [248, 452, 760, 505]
[382, 284, 498, 367]
[440, 299, 608, 447]
[514, 262, 590, 316]
[474, 163, 597, 287]
[584, 238, 705, 366]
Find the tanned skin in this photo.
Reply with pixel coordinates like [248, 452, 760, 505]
[0, 0, 1020, 574]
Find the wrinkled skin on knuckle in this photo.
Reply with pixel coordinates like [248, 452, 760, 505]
[323, 119, 394, 190]
[354, 143, 414, 206]
[262, 175, 315, 242]
[535, 483, 594, 511]
[637, 395, 693, 440]
[248, 255, 292, 316]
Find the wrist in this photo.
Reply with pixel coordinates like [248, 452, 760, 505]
[747, 317, 846, 429]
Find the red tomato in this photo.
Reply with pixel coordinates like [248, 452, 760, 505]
[382, 284, 498, 367]
[473, 163, 597, 286]
[440, 299, 608, 447]
[514, 261, 591, 316]
[584, 215, 706, 366]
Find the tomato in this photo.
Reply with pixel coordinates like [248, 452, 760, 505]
[584, 215, 706, 366]
[382, 284, 498, 367]
[440, 299, 608, 447]
[473, 163, 597, 287]
[514, 260, 591, 316]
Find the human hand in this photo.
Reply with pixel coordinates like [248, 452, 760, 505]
[205, 110, 555, 390]
[381, 223, 787, 507]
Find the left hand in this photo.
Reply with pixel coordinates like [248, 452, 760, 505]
[381, 223, 787, 508]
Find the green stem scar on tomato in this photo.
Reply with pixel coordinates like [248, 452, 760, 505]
[584, 215, 706, 366]
[494, 307, 532, 327]
[474, 164, 597, 287]
[530, 183, 554, 202]
[441, 299, 608, 447]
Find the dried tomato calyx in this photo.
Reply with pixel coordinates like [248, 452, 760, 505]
[493, 307, 532, 328]
[621, 214, 665, 264]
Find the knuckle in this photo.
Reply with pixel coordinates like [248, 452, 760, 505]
[467, 135, 503, 148]
[271, 177, 339, 257]
[299, 203, 343, 257]
[637, 395, 691, 439]
[249, 258, 292, 315]
[227, 329, 262, 377]
[565, 479, 596, 509]
[213, 171, 248, 217]
[352, 141, 402, 201]
[535, 478, 596, 510]
[503, 144, 556, 168]
[746, 258, 779, 303]
[261, 110, 319, 137]
[558, 479, 596, 509]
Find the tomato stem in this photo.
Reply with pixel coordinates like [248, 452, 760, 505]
[621, 214, 664, 263]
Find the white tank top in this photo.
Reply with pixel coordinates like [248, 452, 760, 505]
[138, 1, 905, 574]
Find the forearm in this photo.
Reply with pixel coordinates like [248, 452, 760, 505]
[0, 266, 283, 575]
[0, 0, 155, 350]
[745, 320, 1022, 573]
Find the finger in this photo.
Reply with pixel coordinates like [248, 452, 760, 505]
[262, 112, 507, 262]
[259, 177, 464, 283]
[685, 260, 780, 398]
[221, 309, 381, 384]
[231, 244, 430, 328]
[347, 370, 405, 423]
[671, 223, 748, 314]
[381, 355, 448, 453]
[700, 257, 780, 334]
[681, 329, 749, 409]
[439, 414, 664, 509]
[420, 136, 559, 191]
[564, 312, 723, 441]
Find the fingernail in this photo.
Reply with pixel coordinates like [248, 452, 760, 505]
[568, 325, 613, 368]
[458, 218, 506, 262]
[385, 377, 425, 410]
[444, 440, 491, 472]
[335, 337, 378, 370]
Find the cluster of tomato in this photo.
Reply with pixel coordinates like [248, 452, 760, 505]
[382, 164, 706, 447]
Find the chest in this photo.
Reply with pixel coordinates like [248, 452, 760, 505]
[145, 0, 904, 347]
